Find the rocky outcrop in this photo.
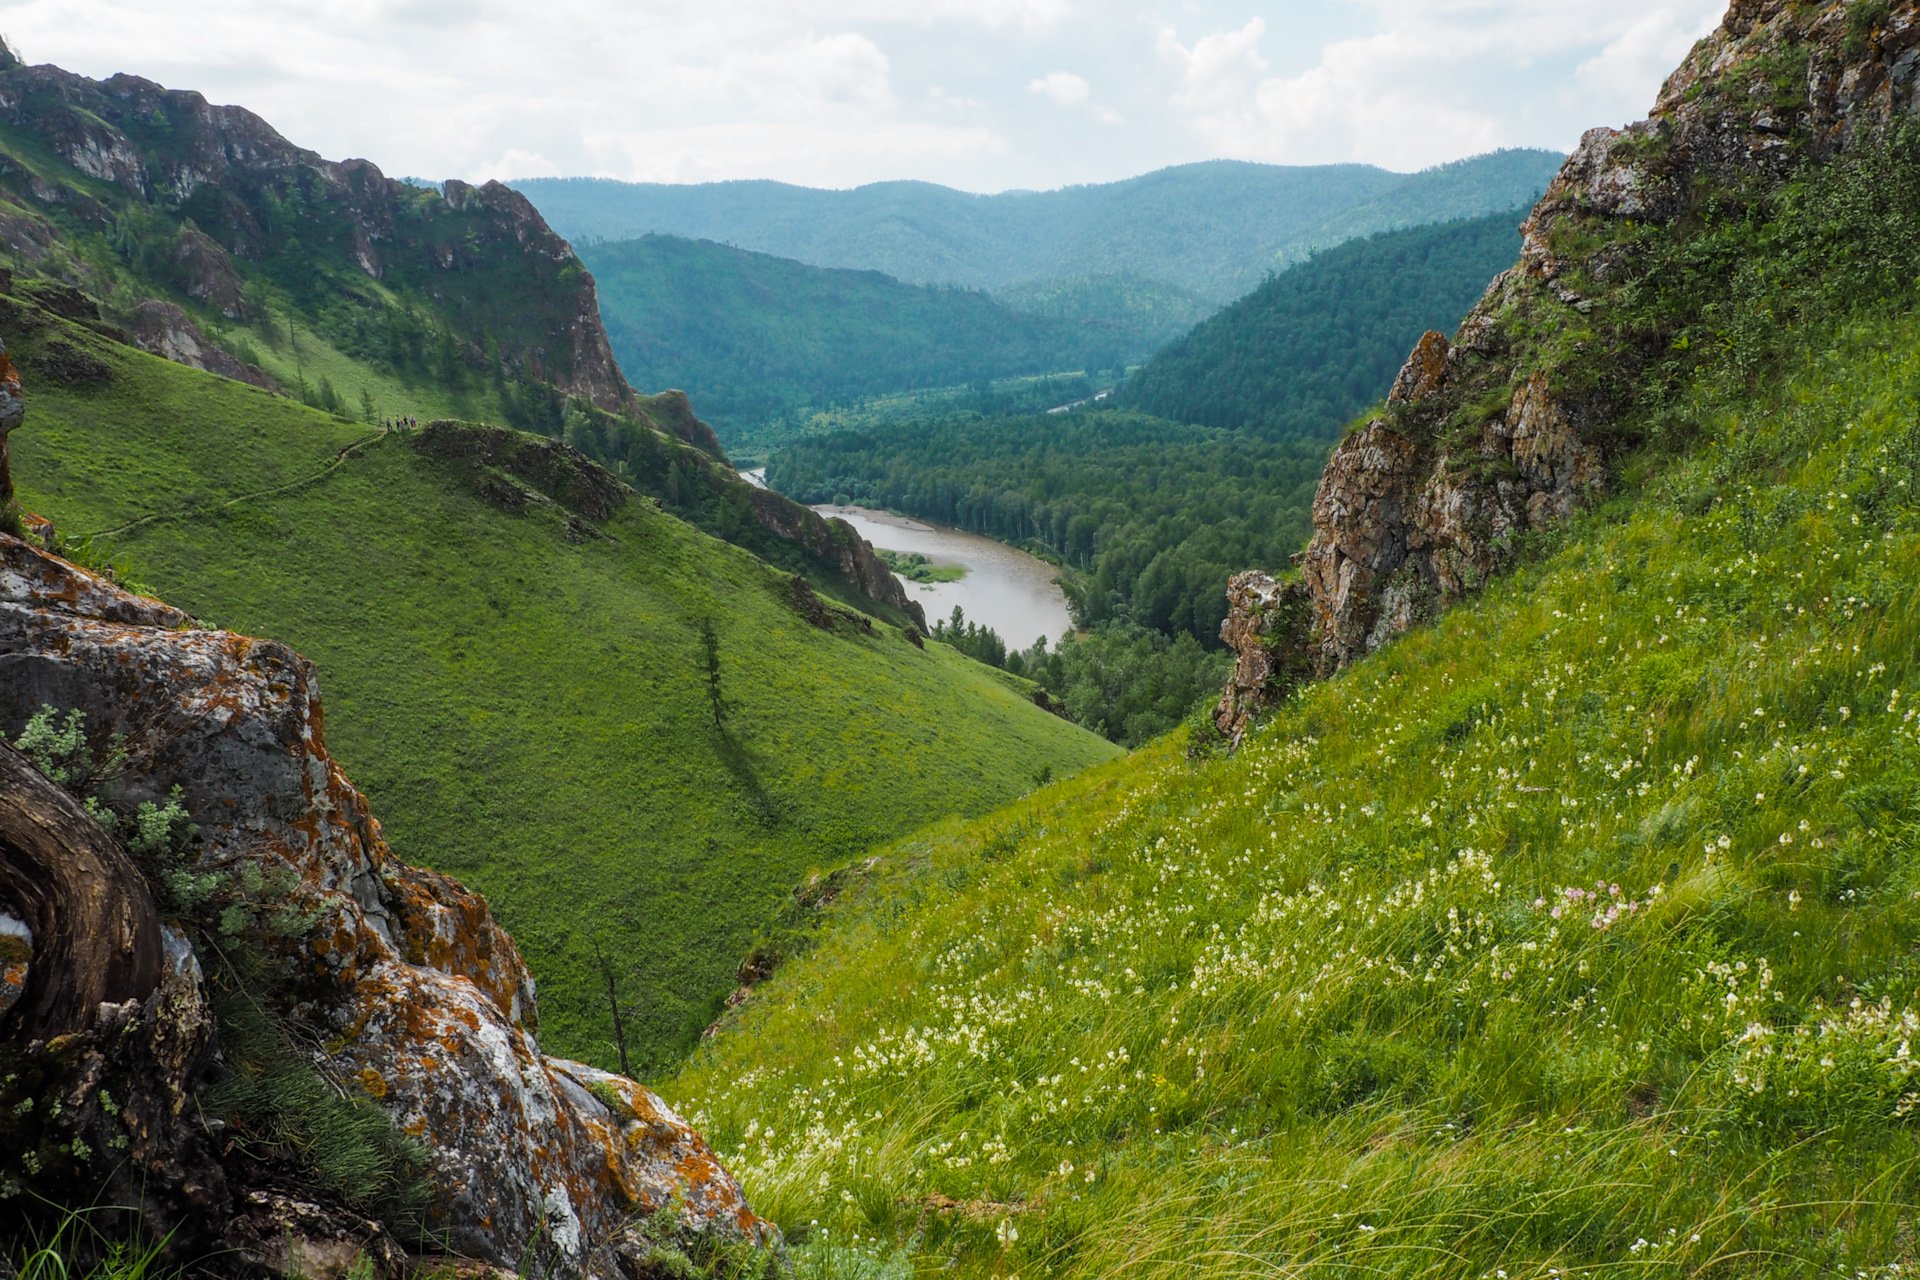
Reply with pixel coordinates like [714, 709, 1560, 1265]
[746, 487, 927, 629]
[638, 389, 730, 462]
[127, 300, 280, 392]
[413, 420, 627, 524]
[0, 368, 770, 1274]
[1219, 0, 1920, 724]
[1212, 571, 1314, 745]
[172, 226, 248, 319]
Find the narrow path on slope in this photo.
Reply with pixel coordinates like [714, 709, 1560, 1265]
[85, 425, 391, 541]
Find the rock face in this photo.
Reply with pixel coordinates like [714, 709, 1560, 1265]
[1211, 571, 1315, 745]
[0, 403, 770, 1272]
[126, 300, 280, 392]
[1218, 0, 1920, 724]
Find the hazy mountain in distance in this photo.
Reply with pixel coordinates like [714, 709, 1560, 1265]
[517, 150, 1564, 305]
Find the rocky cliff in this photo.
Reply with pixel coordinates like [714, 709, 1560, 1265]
[745, 487, 927, 628]
[1217, 0, 1920, 740]
[0, 359, 769, 1274]
[0, 59, 639, 421]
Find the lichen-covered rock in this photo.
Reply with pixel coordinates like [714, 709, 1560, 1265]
[1387, 330, 1451, 406]
[0, 527, 771, 1274]
[1296, 421, 1423, 672]
[1217, 0, 1920, 727]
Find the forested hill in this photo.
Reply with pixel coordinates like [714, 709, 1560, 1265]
[1114, 210, 1528, 437]
[578, 234, 1141, 437]
[518, 150, 1562, 303]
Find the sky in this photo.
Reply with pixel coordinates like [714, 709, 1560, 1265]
[0, 0, 1728, 193]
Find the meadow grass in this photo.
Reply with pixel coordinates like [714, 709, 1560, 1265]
[10, 322, 1119, 1074]
[672, 303, 1920, 1276]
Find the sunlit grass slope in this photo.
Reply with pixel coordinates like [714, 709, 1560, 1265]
[10, 322, 1120, 1075]
[675, 304, 1920, 1277]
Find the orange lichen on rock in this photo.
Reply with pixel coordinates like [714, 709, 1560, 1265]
[0, 528, 772, 1275]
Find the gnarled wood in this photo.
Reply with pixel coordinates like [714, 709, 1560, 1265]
[0, 740, 164, 1039]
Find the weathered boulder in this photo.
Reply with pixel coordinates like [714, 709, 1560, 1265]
[0, 524, 772, 1273]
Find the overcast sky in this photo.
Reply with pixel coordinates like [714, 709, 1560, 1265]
[1, 0, 1726, 192]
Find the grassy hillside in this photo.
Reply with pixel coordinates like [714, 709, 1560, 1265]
[1114, 211, 1527, 439]
[678, 293, 1920, 1280]
[519, 151, 1562, 304]
[8, 308, 1120, 1076]
[579, 235, 1132, 442]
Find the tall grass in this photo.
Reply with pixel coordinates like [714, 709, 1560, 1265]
[674, 272, 1920, 1277]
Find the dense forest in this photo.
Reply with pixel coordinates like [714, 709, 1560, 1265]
[520, 150, 1560, 303]
[768, 410, 1333, 643]
[579, 235, 1131, 438]
[1113, 210, 1526, 436]
[765, 208, 1527, 655]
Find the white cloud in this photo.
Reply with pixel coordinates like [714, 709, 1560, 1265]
[1158, 2, 1726, 170]
[1028, 71, 1091, 107]
[0, 0, 1727, 190]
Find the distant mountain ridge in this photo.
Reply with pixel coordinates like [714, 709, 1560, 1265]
[516, 151, 1564, 304]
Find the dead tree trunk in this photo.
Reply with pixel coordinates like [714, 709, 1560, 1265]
[0, 740, 164, 1039]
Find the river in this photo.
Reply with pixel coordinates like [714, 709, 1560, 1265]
[741, 468, 1072, 651]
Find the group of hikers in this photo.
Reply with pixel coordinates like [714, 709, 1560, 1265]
[383, 414, 420, 430]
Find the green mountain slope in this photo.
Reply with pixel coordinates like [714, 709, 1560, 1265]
[1114, 210, 1527, 438]
[7, 299, 1120, 1075]
[678, 237, 1920, 1280]
[0, 57, 659, 444]
[0, 56, 974, 624]
[672, 8, 1920, 1276]
[517, 151, 1563, 304]
[578, 235, 1134, 441]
